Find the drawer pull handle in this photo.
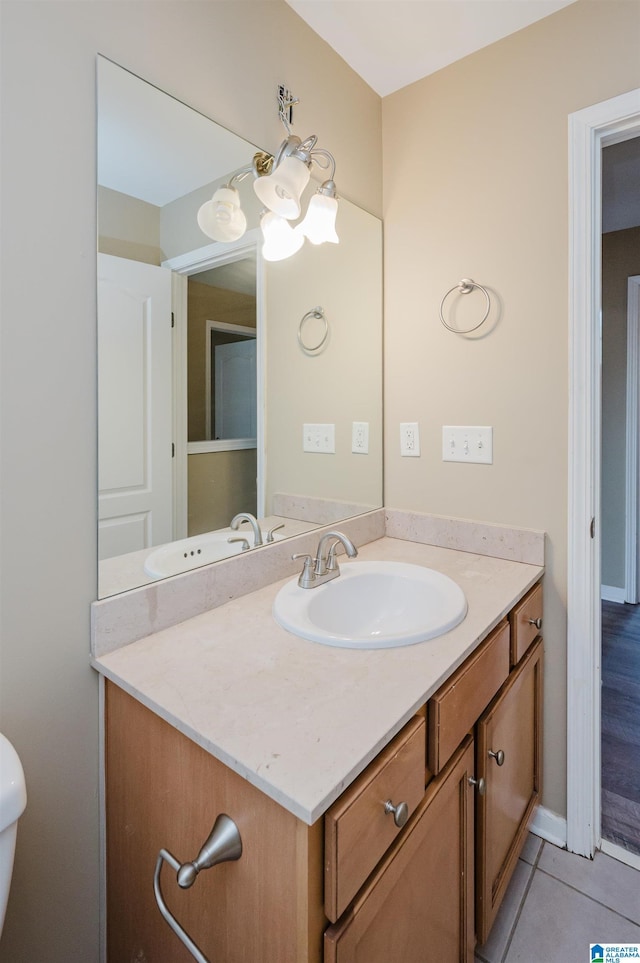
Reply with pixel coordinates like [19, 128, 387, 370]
[468, 776, 486, 795]
[154, 814, 243, 963]
[384, 798, 409, 828]
[528, 617, 542, 630]
[488, 748, 505, 766]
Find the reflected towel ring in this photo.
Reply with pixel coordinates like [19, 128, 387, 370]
[439, 279, 490, 333]
[298, 306, 329, 352]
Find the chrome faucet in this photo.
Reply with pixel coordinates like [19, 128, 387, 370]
[293, 530, 358, 589]
[230, 512, 263, 547]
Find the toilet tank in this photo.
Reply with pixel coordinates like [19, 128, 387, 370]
[0, 733, 27, 934]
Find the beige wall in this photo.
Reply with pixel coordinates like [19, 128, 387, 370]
[0, 3, 380, 960]
[382, 0, 640, 818]
[188, 449, 257, 535]
[97, 185, 163, 264]
[601, 227, 640, 589]
[266, 197, 383, 511]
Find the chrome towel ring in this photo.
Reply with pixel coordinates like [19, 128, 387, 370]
[439, 278, 491, 333]
[298, 306, 329, 352]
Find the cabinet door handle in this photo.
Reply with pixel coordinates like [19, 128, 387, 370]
[468, 776, 486, 795]
[488, 748, 505, 766]
[528, 617, 542, 630]
[154, 814, 243, 963]
[384, 798, 409, 828]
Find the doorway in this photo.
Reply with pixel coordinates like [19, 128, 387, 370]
[600, 140, 640, 860]
[567, 88, 640, 865]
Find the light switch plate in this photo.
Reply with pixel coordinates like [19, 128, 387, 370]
[303, 423, 335, 453]
[442, 426, 493, 464]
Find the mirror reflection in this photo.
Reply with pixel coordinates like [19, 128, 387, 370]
[97, 57, 382, 598]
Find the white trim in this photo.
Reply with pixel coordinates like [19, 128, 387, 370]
[187, 439, 256, 454]
[172, 273, 189, 540]
[530, 805, 568, 850]
[98, 674, 106, 963]
[600, 839, 640, 872]
[568, 88, 640, 859]
[165, 230, 265, 516]
[626, 276, 640, 602]
[162, 231, 260, 275]
[601, 585, 626, 604]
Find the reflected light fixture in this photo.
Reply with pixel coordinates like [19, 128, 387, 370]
[197, 182, 247, 243]
[196, 87, 339, 260]
[260, 210, 304, 262]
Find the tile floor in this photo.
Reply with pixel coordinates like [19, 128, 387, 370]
[475, 835, 640, 963]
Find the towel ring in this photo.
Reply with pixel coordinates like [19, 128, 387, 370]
[439, 279, 490, 334]
[298, 306, 329, 352]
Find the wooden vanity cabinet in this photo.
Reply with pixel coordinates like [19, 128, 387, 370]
[475, 637, 543, 944]
[104, 581, 543, 963]
[324, 736, 475, 963]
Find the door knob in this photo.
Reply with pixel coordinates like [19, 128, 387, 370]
[488, 748, 505, 766]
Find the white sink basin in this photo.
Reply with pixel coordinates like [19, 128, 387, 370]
[273, 561, 467, 648]
[144, 530, 283, 579]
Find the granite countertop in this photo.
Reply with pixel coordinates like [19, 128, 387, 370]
[92, 535, 543, 825]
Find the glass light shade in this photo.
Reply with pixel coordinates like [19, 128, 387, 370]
[197, 186, 247, 242]
[253, 155, 310, 220]
[298, 192, 339, 245]
[260, 211, 304, 262]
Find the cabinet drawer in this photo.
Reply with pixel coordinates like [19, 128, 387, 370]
[427, 620, 510, 775]
[324, 715, 426, 923]
[509, 582, 543, 665]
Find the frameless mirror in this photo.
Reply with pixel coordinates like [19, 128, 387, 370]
[97, 57, 383, 598]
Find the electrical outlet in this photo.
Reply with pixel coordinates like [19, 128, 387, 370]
[442, 426, 493, 464]
[352, 421, 369, 454]
[400, 422, 420, 456]
[303, 423, 335, 453]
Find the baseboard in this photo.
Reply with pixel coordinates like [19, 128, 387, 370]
[530, 805, 567, 849]
[601, 585, 626, 603]
[600, 839, 640, 872]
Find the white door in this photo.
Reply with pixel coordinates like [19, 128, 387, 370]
[214, 338, 257, 440]
[98, 253, 173, 559]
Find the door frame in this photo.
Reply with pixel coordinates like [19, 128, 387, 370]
[163, 230, 265, 539]
[626, 276, 640, 604]
[567, 88, 640, 858]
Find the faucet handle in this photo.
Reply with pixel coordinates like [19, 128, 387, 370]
[266, 523, 285, 543]
[228, 537, 250, 551]
[292, 553, 316, 588]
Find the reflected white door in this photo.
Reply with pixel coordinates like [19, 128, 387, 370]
[214, 339, 257, 439]
[98, 253, 173, 559]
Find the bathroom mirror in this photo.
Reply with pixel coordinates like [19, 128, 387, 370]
[97, 57, 382, 598]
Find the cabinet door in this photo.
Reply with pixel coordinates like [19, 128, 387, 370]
[324, 737, 475, 963]
[475, 638, 543, 943]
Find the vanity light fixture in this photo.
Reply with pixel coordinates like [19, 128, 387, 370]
[197, 87, 339, 258]
[260, 210, 304, 262]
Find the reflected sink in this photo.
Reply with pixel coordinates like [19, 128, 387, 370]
[144, 530, 284, 579]
[273, 561, 467, 649]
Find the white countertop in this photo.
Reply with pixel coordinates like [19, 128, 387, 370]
[92, 535, 542, 825]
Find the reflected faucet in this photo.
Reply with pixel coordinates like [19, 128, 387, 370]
[230, 513, 263, 547]
[293, 530, 358, 589]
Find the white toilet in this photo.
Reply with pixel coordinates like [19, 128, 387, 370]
[0, 733, 27, 936]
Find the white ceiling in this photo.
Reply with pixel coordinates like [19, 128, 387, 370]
[285, 0, 577, 96]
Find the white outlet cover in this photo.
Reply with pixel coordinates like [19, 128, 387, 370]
[400, 422, 420, 457]
[442, 426, 493, 464]
[352, 421, 369, 454]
